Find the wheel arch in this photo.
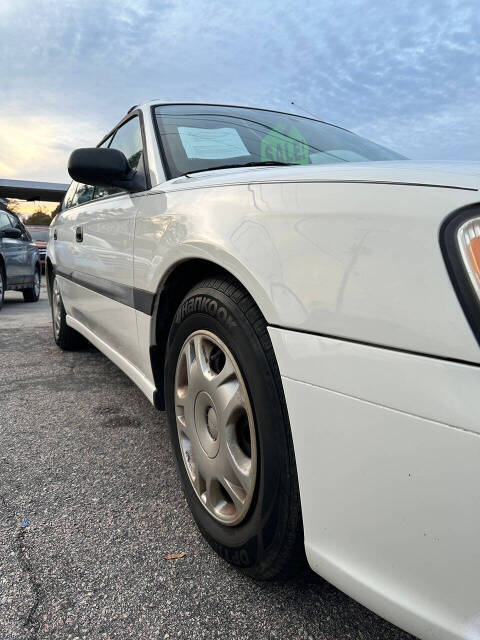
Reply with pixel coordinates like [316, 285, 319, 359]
[149, 257, 269, 410]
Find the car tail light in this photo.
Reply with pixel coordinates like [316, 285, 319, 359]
[441, 209, 480, 344]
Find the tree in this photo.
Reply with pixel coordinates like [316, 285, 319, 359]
[50, 203, 61, 218]
[6, 199, 21, 213]
[25, 211, 52, 226]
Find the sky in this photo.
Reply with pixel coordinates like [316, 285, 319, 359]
[1, 0, 480, 192]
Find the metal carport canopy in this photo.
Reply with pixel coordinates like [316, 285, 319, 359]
[0, 179, 68, 202]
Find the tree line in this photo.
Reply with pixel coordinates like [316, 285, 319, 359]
[7, 200, 61, 226]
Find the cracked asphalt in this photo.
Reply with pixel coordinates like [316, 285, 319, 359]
[0, 287, 416, 640]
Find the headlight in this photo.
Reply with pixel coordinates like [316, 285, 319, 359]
[441, 208, 480, 344]
[457, 217, 480, 298]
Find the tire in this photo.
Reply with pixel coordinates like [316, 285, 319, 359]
[51, 275, 87, 350]
[164, 277, 304, 580]
[23, 267, 41, 302]
[0, 265, 5, 311]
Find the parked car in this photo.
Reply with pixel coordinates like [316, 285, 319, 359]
[46, 102, 480, 640]
[26, 225, 49, 272]
[0, 210, 41, 310]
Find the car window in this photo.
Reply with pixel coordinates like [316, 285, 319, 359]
[95, 116, 146, 199]
[71, 183, 95, 207]
[98, 134, 113, 149]
[7, 213, 22, 230]
[154, 104, 405, 178]
[92, 135, 114, 199]
[0, 211, 12, 230]
[28, 228, 50, 242]
[7, 213, 29, 240]
[63, 181, 78, 210]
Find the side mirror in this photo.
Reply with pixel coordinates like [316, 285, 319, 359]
[2, 227, 22, 239]
[68, 148, 144, 193]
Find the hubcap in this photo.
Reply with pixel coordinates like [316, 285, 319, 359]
[52, 278, 62, 338]
[174, 330, 257, 526]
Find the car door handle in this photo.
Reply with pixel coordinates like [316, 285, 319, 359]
[53, 229, 57, 241]
[75, 226, 83, 243]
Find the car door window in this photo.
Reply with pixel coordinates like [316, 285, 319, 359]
[71, 183, 95, 207]
[63, 179, 96, 211]
[63, 181, 78, 210]
[98, 134, 113, 149]
[7, 213, 29, 240]
[0, 211, 12, 230]
[92, 135, 113, 199]
[95, 116, 146, 199]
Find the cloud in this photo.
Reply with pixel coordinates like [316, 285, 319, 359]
[0, 0, 479, 181]
[0, 112, 103, 182]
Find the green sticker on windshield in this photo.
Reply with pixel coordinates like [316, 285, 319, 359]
[260, 125, 309, 164]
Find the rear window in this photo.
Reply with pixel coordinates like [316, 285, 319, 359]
[28, 228, 49, 242]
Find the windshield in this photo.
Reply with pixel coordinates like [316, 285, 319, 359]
[28, 228, 49, 242]
[154, 104, 405, 178]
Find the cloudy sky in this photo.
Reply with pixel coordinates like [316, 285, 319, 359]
[1, 0, 479, 185]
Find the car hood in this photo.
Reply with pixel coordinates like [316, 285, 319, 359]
[167, 161, 480, 191]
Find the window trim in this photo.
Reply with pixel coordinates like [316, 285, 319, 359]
[96, 109, 151, 192]
[61, 108, 151, 213]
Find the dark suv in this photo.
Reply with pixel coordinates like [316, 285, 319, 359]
[0, 210, 41, 310]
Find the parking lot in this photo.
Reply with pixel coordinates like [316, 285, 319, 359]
[0, 288, 414, 640]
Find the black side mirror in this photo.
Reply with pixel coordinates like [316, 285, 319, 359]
[2, 227, 22, 239]
[68, 148, 144, 193]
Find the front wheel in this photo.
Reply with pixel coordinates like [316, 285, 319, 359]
[164, 278, 304, 580]
[23, 268, 40, 302]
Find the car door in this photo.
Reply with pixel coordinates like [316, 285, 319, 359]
[1, 212, 25, 284]
[57, 116, 148, 369]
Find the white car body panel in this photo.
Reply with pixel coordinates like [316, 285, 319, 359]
[268, 328, 480, 434]
[47, 102, 480, 640]
[271, 327, 480, 640]
[55, 193, 141, 368]
[134, 178, 480, 363]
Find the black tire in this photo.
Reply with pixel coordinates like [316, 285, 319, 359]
[0, 264, 5, 311]
[23, 267, 41, 302]
[164, 277, 304, 580]
[51, 275, 87, 350]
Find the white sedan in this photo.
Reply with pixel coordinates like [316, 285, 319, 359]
[46, 102, 480, 640]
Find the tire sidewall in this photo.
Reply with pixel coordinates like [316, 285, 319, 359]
[24, 267, 40, 302]
[0, 267, 5, 310]
[52, 276, 65, 345]
[164, 284, 294, 572]
[33, 268, 40, 301]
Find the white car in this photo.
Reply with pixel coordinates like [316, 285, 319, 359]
[47, 102, 480, 640]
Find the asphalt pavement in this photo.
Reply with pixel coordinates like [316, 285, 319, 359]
[0, 287, 415, 640]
